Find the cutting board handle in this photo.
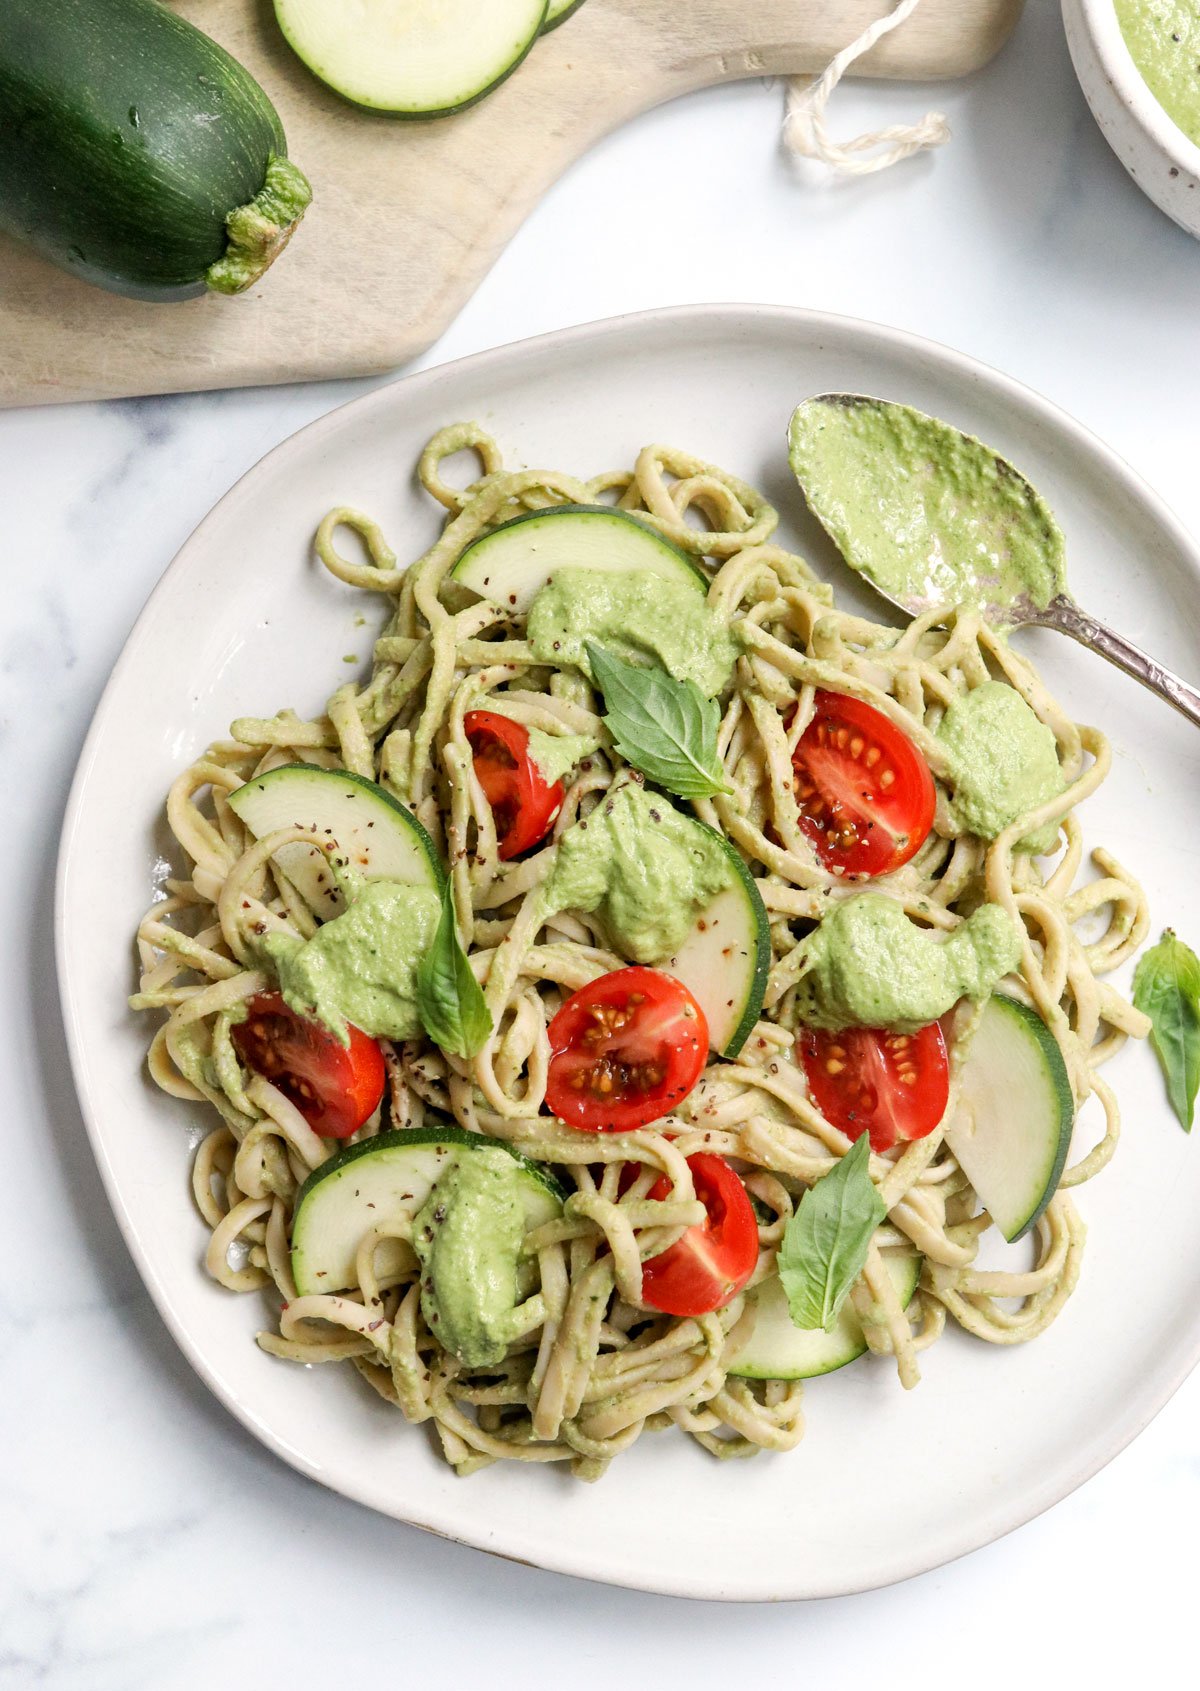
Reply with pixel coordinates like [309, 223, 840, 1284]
[437, 0, 1024, 239]
[0, 0, 1026, 405]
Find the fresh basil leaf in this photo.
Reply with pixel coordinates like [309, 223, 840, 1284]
[585, 641, 730, 801]
[415, 883, 492, 1060]
[777, 1135, 886, 1332]
[1133, 929, 1200, 1133]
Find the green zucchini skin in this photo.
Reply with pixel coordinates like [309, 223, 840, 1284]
[0, 0, 309, 301]
[543, 0, 589, 32]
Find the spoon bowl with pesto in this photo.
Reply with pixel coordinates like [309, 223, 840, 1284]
[788, 394, 1200, 730]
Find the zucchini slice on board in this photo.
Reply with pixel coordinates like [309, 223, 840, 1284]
[227, 765, 443, 917]
[450, 504, 709, 615]
[291, 1127, 566, 1294]
[659, 826, 770, 1060]
[543, 0, 588, 30]
[0, 0, 311, 301]
[274, 0, 548, 118]
[725, 1255, 922, 1381]
[945, 994, 1074, 1243]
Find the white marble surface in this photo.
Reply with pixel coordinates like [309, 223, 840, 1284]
[3, 4, 1198, 1682]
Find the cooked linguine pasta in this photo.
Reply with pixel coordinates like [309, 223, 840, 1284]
[132, 424, 1150, 1478]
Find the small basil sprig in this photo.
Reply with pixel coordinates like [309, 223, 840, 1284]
[777, 1135, 886, 1332]
[1133, 929, 1200, 1132]
[415, 883, 492, 1060]
[585, 641, 729, 800]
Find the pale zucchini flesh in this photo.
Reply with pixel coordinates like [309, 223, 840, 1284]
[449, 504, 709, 616]
[945, 993, 1074, 1243]
[291, 1127, 565, 1295]
[659, 825, 770, 1059]
[227, 764, 443, 918]
[274, 0, 548, 117]
[725, 1254, 922, 1381]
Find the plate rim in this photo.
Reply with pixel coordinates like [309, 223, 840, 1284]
[55, 301, 1200, 1602]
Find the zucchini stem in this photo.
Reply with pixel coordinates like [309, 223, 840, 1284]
[206, 155, 313, 296]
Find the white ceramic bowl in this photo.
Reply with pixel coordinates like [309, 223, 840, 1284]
[1063, 0, 1200, 237]
[56, 303, 1200, 1600]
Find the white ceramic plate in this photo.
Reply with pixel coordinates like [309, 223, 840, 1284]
[57, 306, 1200, 1601]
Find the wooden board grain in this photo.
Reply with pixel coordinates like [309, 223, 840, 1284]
[0, 0, 1024, 407]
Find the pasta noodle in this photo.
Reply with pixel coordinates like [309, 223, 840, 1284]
[132, 425, 1150, 1479]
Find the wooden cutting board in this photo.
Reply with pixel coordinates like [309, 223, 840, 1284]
[0, 0, 1023, 407]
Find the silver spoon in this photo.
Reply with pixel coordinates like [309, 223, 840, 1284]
[787, 394, 1200, 730]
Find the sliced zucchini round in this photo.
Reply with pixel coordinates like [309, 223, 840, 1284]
[945, 993, 1074, 1243]
[227, 765, 443, 918]
[725, 1253, 921, 1381]
[274, 0, 548, 118]
[292, 1126, 566, 1295]
[449, 504, 709, 617]
[659, 824, 770, 1059]
[543, 0, 588, 30]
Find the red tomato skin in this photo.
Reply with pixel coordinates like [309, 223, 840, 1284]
[791, 690, 936, 879]
[545, 966, 709, 1133]
[231, 993, 385, 1140]
[640, 1153, 759, 1317]
[798, 1021, 949, 1154]
[464, 709, 564, 861]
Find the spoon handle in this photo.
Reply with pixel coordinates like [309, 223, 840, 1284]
[1042, 596, 1200, 730]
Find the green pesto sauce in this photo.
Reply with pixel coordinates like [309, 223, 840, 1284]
[260, 879, 441, 1045]
[524, 724, 599, 787]
[527, 567, 738, 696]
[794, 893, 1022, 1033]
[936, 682, 1066, 854]
[787, 398, 1067, 615]
[413, 1150, 529, 1368]
[542, 782, 732, 962]
[1116, 1, 1200, 146]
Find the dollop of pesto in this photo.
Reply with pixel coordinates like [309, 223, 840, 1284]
[794, 893, 1022, 1033]
[524, 724, 599, 787]
[260, 879, 441, 1045]
[527, 567, 738, 696]
[543, 782, 732, 962]
[479, 696, 598, 788]
[787, 397, 1067, 615]
[413, 1149, 530, 1368]
[937, 682, 1066, 854]
[1116, 1, 1200, 147]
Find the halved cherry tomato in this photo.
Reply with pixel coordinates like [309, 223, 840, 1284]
[465, 709, 564, 861]
[638, 1153, 758, 1317]
[231, 992, 385, 1140]
[798, 1021, 949, 1154]
[791, 690, 935, 878]
[545, 966, 708, 1133]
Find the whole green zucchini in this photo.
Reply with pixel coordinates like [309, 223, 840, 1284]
[0, 0, 312, 301]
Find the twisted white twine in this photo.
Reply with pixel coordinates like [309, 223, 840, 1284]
[784, 0, 950, 177]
